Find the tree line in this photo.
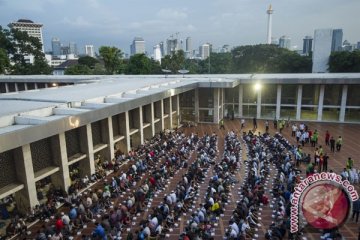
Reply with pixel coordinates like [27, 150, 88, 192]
[1, 24, 359, 75]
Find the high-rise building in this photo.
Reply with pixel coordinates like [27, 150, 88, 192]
[266, 4, 274, 44]
[8, 19, 44, 52]
[85, 45, 95, 57]
[69, 42, 78, 55]
[303, 36, 313, 55]
[312, 28, 344, 73]
[185, 37, 192, 59]
[130, 37, 145, 56]
[312, 29, 333, 73]
[51, 37, 61, 56]
[159, 42, 165, 57]
[357, 42, 360, 50]
[271, 37, 279, 45]
[153, 45, 162, 63]
[279, 36, 291, 49]
[331, 29, 343, 52]
[199, 43, 211, 60]
[166, 38, 180, 55]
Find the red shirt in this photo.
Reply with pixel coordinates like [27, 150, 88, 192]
[55, 219, 64, 231]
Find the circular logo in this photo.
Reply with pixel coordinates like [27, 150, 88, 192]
[301, 182, 350, 229]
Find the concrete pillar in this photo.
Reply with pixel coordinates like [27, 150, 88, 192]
[104, 117, 115, 160]
[5, 83, 9, 93]
[214, 88, 220, 123]
[238, 85, 243, 117]
[276, 85, 282, 120]
[296, 85, 303, 120]
[14, 145, 38, 213]
[44, 83, 48, 88]
[176, 95, 180, 126]
[24, 83, 28, 91]
[256, 88, 261, 119]
[151, 103, 155, 136]
[160, 99, 164, 131]
[139, 107, 144, 145]
[34, 83, 38, 89]
[14, 83, 19, 92]
[50, 133, 71, 192]
[79, 124, 95, 176]
[125, 111, 131, 151]
[317, 85, 325, 121]
[169, 97, 173, 129]
[194, 89, 199, 122]
[339, 85, 348, 122]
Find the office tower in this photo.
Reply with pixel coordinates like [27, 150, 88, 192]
[8, 19, 44, 52]
[153, 45, 162, 63]
[331, 29, 343, 52]
[185, 37, 192, 58]
[130, 37, 145, 56]
[85, 45, 95, 57]
[266, 4, 274, 44]
[51, 37, 61, 56]
[303, 36, 313, 55]
[312, 29, 333, 73]
[199, 43, 211, 60]
[271, 37, 279, 45]
[166, 38, 180, 55]
[159, 42, 165, 57]
[61, 46, 70, 55]
[279, 36, 291, 49]
[69, 42, 78, 55]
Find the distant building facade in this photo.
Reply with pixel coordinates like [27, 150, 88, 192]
[185, 37, 192, 59]
[331, 29, 343, 52]
[130, 37, 145, 56]
[279, 36, 291, 49]
[199, 43, 211, 60]
[303, 36, 313, 55]
[85, 45, 95, 57]
[51, 38, 61, 56]
[153, 44, 162, 63]
[8, 19, 44, 52]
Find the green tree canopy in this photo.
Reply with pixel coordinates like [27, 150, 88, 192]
[78, 56, 98, 69]
[98, 46, 123, 74]
[161, 50, 185, 73]
[329, 50, 360, 72]
[0, 48, 10, 74]
[64, 64, 92, 75]
[125, 54, 161, 74]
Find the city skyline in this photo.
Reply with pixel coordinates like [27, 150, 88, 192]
[1, 0, 360, 54]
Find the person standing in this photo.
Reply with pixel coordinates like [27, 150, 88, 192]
[347, 157, 354, 170]
[330, 136, 335, 153]
[323, 153, 329, 172]
[352, 198, 360, 223]
[241, 119, 245, 129]
[336, 136, 343, 152]
[291, 124, 297, 137]
[273, 118, 277, 129]
[253, 117, 257, 130]
[325, 130, 330, 146]
[265, 120, 269, 133]
[296, 129, 301, 144]
[219, 119, 225, 130]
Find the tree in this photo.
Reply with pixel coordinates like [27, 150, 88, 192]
[64, 64, 92, 75]
[125, 54, 162, 74]
[78, 56, 98, 69]
[0, 25, 51, 75]
[161, 50, 186, 73]
[329, 50, 360, 72]
[98, 46, 123, 74]
[0, 49, 10, 74]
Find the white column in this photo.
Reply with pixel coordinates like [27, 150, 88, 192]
[139, 107, 144, 145]
[238, 85, 243, 117]
[44, 83, 48, 88]
[14, 83, 19, 92]
[51, 133, 71, 192]
[34, 83, 38, 89]
[296, 85, 303, 120]
[5, 83, 9, 93]
[151, 103, 155, 136]
[125, 111, 131, 150]
[214, 88, 220, 123]
[106, 117, 115, 159]
[276, 85, 282, 119]
[169, 97, 173, 129]
[24, 83, 28, 91]
[176, 95, 180, 126]
[317, 85, 325, 121]
[339, 85, 348, 122]
[256, 89, 261, 119]
[79, 124, 95, 176]
[194, 89, 199, 122]
[14, 144, 38, 212]
[160, 99, 164, 130]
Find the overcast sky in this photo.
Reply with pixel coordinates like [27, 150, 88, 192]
[1, 0, 359, 54]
